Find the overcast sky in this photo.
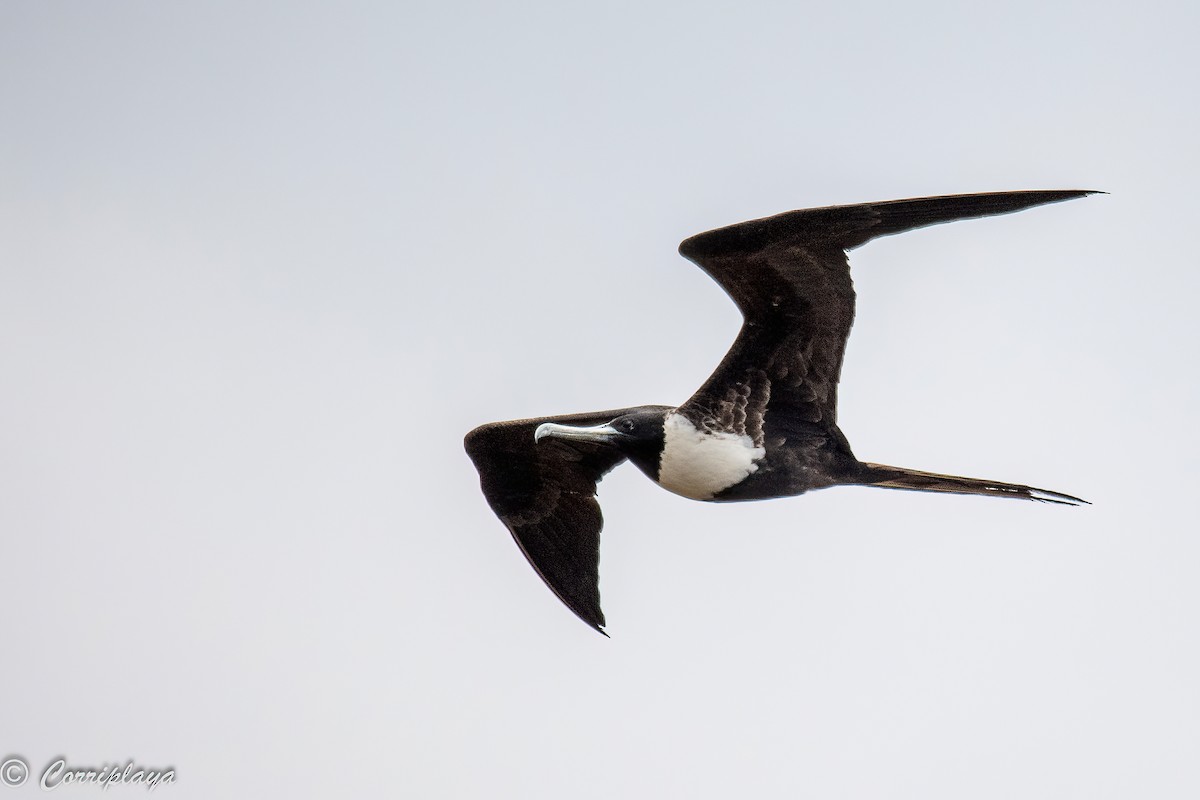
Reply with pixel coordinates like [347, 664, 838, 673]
[2, 1, 1198, 797]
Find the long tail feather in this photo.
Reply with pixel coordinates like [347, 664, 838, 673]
[860, 462, 1088, 506]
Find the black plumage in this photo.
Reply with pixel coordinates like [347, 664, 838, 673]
[466, 191, 1096, 634]
[464, 408, 667, 634]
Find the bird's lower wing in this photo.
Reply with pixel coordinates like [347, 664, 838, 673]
[464, 409, 637, 634]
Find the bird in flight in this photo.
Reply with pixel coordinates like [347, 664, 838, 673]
[465, 190, 1095, 635]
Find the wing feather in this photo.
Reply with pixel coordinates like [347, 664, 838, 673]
[464, 409, 637, 634]
[676, 191, 1097, 437]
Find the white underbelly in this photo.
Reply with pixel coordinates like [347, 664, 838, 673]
[657, 412, 766, 500]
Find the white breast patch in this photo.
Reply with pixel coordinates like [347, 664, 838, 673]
[657, 412, 766, 500]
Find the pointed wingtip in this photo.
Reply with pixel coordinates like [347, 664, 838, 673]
[586, 611, 610, 637]
[570, 604, 609, 637]
[575, 613, 609, 637]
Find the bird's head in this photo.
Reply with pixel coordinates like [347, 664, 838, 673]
[534, 405, 672, 476]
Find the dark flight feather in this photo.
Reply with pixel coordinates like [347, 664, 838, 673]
[464, 409, 638, 634]
[675, 191, 1096, 436]
[467, 190, 1097, 633]
[860, 463, 1089, 505]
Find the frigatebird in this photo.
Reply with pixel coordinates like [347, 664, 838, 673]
[465, 190, 1095, 634]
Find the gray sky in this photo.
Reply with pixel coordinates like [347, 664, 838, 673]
[2, 1, 1197, 797]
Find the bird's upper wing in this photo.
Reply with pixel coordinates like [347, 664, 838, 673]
[465, 409, 638, 634]
[675, 191, 1095, 442]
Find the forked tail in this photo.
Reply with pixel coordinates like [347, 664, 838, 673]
[860, 463, 1088, 506]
